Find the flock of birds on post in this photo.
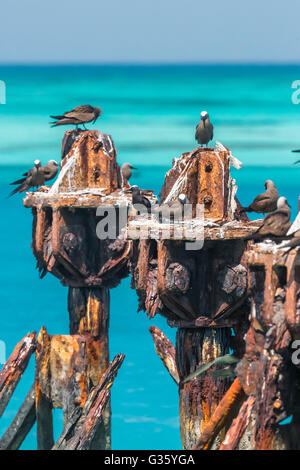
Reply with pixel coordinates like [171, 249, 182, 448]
[8, 104, 300, 250]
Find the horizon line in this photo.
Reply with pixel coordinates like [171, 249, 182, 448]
[0, 61, 300, 67]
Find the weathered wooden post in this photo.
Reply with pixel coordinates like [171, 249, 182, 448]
[126, 144, 300, 450]
[22, 130, 130, 449]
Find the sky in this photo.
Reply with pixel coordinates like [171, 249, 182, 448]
[0, 0, 300, 64]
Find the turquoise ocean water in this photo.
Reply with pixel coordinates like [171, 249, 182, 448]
[0, 65, 300, 449]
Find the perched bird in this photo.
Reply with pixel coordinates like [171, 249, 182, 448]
[240, 180, 279, 214]
[153, 194, 189, 221]
[195, 111, 213, 147]
[280, 212, 300, 251]
[280, 232, 300, 252]
[121, 163, 137, 186]
[39, 160, 59, 182]
[50, 105, 102, 129]
[131, 186, 152, 214]
[9, 160, 44, 197]
[248, 196, 292, 240]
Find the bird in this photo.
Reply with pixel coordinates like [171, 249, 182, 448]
[9, 160, 45, 197]
[131, 186, 152, 214]
[50, 105, 102, 129]
[240, 180, 279, 214]
[280, 232, 300, 252]
[280, 212, 300, 251]
[195, 111, 213, 147]
[121, 163, 137, 186]
[39, 160, 59, 182]
[153, 194, 189, 221]
[248, 196, 292, 240]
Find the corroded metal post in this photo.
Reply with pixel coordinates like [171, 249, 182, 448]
[23, 130, 130, 449]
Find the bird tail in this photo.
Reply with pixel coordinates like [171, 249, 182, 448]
[240, 206, 253, 214]
[280, 238, 300, 252]
[8, 182, 29, 197]
[50, 115, 65, 120]
[49, 118, 75, 127]
[10, 177, 26, 186]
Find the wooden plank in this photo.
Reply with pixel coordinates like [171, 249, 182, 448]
[53, 353, 125, 450]
[0, 332, 36, 417]
[149, 326, 179, 384]
[0, 384, 36, 450]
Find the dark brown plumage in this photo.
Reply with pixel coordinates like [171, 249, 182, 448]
[248, 197, 292, 240]
[50, 105, 102, 128]
[39, 160, 59, 182]
[195, 111, 213, 146]
[9, 160, 44, 197]
[131, 186, 152, 214]
[241, 180, 279, 214]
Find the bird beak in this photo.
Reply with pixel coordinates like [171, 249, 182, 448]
[130, 166, 138, 170]
[124, 188, 133, 194]
[288, 203, 291, 208]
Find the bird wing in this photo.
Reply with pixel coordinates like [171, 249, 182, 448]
[68, 105, 94, 114]
[10, 166, 35, 185]
[39, 165, 58, 182]
[195, 123, 201, 140]
[63, 111, 95, 122]
[252, 193, 270, 204]
[50, 105, 94, 121]
[206, 121, 213, 140]
[258, 211, 289, 235]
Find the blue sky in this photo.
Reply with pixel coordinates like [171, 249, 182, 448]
[1, 0, 300, 64]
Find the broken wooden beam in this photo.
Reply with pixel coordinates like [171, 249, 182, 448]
[53, 353, 125, 450]
[0, 384, 36, 450]
[219, 395, 255, 450]
[149, 326, 179, 384]
[0, 332, 36, 418]
[192, 378, 245, 450]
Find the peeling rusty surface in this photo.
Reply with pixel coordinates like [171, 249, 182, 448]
[192, 378, 245, 450]
[0, 332, 36, 418]
[219, 396, 255, 450]
[149, 326, 179, 384]
[53, 353, 124, 450]
[17, 127, 300, 450]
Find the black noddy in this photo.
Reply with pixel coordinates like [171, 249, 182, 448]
[240, 180, 279, 214]
[39, 160, 59, 182]
[9, 160, 45, 197]
[131, 186, 152, 214]
[121, 163, 137, 185]
[195, 111, 213, 147]
[153, 194, 189, 221]
[50, 105, 102, 129]
[248, 196, 292, 240]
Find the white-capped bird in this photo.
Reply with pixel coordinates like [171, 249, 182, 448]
[153, 194, 189, 221]
[9, 160, 44, 197]
[195, 111, 213, 147]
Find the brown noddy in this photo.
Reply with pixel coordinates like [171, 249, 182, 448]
[9, 160, 45, 197]
[121, 163, 137, 185]
[195, 111, 213, 147]
[241, 180, 279, 214]
[153, 194, 189, 221]
[39, 160, 59, 182]
[50, 105, 102, 129]
[131, 186, 152, 214]
[280, 212, 300, 251]
[248, 196, 292, 240]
